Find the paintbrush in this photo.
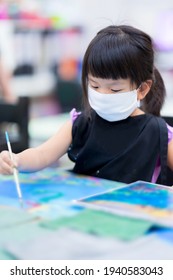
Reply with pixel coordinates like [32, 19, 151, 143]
[5, 131, 23, 207]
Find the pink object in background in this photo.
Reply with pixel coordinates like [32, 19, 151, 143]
[0, 3, 8, 19]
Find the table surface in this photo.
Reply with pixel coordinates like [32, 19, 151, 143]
[0, 168, 173, 260]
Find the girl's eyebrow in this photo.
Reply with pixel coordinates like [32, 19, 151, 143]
[88, 77, 123, 86]
[88, 77, 97, 83]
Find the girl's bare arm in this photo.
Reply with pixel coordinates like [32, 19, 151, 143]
[0, 120, 72, 174]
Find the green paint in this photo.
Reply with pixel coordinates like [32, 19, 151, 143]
[0, 249, 18, 260]
[39, 193, 63, 203]
[41, 209, 154, 241]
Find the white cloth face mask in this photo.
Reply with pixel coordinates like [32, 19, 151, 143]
[88, 86, 139, 122]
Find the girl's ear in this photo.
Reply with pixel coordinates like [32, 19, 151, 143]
[137, 80, 152, 100]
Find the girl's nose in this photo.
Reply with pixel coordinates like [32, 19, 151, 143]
[97, 88, 111, 94]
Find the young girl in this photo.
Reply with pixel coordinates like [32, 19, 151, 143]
[0, 25, 173, 185]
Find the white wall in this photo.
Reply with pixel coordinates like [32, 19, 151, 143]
[79, 0, 173, 53]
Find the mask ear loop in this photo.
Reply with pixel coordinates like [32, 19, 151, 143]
[137, 84, 142, 107]
[138, 84, 142, 89]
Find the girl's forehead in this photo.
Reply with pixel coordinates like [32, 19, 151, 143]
[88, 75, 131, 86]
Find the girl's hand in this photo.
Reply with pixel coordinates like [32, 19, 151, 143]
[0, 151, 18, 175]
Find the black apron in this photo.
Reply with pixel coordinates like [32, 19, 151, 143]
[68, 112, 168, 185]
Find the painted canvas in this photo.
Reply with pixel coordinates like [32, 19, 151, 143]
[76, 181, 173, 228]
[0, 168, 124, 219]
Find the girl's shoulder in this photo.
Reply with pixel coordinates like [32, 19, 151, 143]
[70, 108, 93, 125]
[154, 115, 173, 143]
[166, 123, 173, 143]
[69, 108, 93, 139]
[70, 108, 82, 123]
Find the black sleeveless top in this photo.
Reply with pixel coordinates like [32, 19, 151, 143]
[68, 111, 168, 184]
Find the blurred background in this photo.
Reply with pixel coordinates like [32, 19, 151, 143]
[0, 0, 173, 166]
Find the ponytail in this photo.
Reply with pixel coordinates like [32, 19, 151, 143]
[141, 67, 166, 116]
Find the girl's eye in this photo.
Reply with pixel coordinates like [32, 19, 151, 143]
[91, 85, 99, 89]
[111, 89, 122, 92]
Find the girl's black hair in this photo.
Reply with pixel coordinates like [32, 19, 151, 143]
[82, 25, 166, 116]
